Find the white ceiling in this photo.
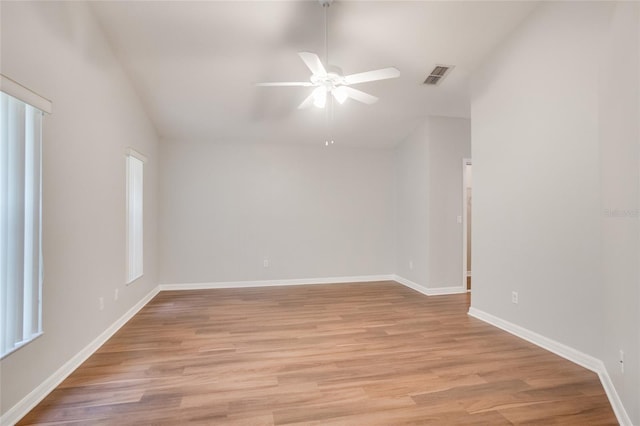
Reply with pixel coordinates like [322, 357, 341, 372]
[91, 1, 538, 147]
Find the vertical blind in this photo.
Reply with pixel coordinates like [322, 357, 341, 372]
[126, 153, 143, 284]
[1, 91, 44, 358]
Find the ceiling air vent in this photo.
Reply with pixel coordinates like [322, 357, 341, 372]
[423, 65, 454, 85]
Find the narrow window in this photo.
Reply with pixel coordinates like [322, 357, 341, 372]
[1, 74, 51, 358]
[126, 150, 145, 284]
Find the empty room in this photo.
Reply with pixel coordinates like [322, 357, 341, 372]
[1, 1, 638, 425]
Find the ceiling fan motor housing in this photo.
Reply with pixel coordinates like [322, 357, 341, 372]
[310, 66, 345, 91]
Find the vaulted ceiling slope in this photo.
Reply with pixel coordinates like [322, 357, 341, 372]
[90, 1, 537, 147]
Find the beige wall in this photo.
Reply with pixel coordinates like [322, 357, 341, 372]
[600, 2, 640, 423]
[0, 1, 160, 416]
[395, 116, 471, 290]
[159, 141, 396, 284]
[471, 2, 639, 422]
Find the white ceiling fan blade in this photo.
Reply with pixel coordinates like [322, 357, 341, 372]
[298, 92, 315, 109]
[298, 52, 327, 76]
[256, 82, 313, 87]
[343, 67, 400, 85]
[342, 87, 378, 104]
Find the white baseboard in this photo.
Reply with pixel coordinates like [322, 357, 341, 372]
[0, 286, 160, 426]
[4, 276, 399, 425]
[392, 275, 430, 296]
[426, 285, 468, 296]
[5, 280, 629, 426]
[468, 307, 632, 426]
[159, 274, 395, 291]
[597, 368, 633, 426]
[393, 275, 467, 296]
[467, 307, 602, 371]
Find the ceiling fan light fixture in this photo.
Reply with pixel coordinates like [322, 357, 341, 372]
[332, 86, 349, 104]
[255, 0, 399, 113]
[312, 86, 327, 108]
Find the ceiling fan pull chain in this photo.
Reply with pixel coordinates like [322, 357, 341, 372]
[330, 97, 335, 145]
[325, 96, 330, 145]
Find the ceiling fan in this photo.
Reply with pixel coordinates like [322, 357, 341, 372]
[256, 0, 400, 109]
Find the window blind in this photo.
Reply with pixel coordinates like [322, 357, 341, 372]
[126, 153, 144, 284]
[1, 91, 44, 358]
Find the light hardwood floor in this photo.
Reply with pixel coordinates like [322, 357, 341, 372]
[20, 281, 617, 425]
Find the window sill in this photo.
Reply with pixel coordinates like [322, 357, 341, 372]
[0, 331, 44, 360]
[126, 273, 143, 286]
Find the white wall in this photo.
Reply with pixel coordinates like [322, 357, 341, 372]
[427, 118, 471, 288]
[600, 2, 640, 423]
[471, 0, 605, 358]
[0, 1, 160, 417]
[471, 2, 639, 423]
[2, 0, 635, 423]
[159, 141, 395, 284]
[395, 116, 471, 290]
[395, 122, 430, 286]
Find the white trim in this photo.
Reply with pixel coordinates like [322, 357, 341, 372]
[159, 275, 395, 291]
[462, 158, 472, 290]
[467, 307, 601, 370]
[0, 286, 160, 426]
[468, 307, 632, 426]
[125, 147, 147, 163]
[125, 154, 144, 285]
[0, 332, 44, 361]
[426, 285, 468, 296]
[5, 281, 628, 426]
[389, 275, 429, 297]
[392, 275, 467, 296]
[2, 276, 394, 424]
[599, 369, 633, 426]
[0, 74, 52, 114]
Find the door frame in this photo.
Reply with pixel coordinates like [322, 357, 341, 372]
[462, 158, 472, 291]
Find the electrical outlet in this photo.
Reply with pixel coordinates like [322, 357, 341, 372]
[263, 257, 269, 268]
[409, 260, 413, 270]
[114, 288, 119, 301]
[511, 291, 519, 304]
[457, 215, 462, 224]
[620, 350, 624, 373]
[99, 297, 104, 311]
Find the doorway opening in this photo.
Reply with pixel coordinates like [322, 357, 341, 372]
[462, 159, 472, 291]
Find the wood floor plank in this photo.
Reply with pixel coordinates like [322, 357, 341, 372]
[18, 281, 617, 425]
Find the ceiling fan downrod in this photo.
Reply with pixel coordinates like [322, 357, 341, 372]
[321, 0, 332, 67]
